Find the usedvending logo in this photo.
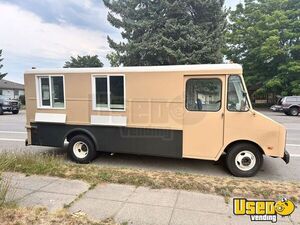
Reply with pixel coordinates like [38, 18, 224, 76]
[233, 198, 295, 223]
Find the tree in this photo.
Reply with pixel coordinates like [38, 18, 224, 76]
[224, 0, 300, 101]
[104, 0, 227, 66]
[0, 49, 7, 80]
[64, 55, 104, 68]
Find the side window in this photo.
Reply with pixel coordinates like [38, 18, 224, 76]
[227, 75, 249, 112]
[186, 78, 222, 111]
[95, 77, 108, 108]
[288, 97, 297, 102]
[94, 75, 125, 110]
[38, 76, 65, 108]
[110, 76, 124, 110]
[51, 76, 65, 108]
[40, 77, 51, 107]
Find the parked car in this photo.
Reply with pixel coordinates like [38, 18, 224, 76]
[270, 97, 283, 112]
[0, 96, 20, 115]
[281, 96, 300, 116]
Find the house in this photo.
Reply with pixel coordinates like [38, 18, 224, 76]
[0, 79, 25, 99]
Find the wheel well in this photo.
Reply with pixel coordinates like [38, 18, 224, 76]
[65, 129, 98, 150]
[224, 140, 264, 155]
[290, 105, 299, 109]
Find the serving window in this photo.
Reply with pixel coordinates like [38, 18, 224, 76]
[93, 75, 125, 111]
[37, 75, 65, 108]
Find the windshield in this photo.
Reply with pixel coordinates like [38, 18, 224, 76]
[227, 75, 249, 111]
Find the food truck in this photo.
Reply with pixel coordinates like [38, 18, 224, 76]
[24, 64, 289, 177]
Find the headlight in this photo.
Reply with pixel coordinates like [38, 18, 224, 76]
[3, 101, 10, 106]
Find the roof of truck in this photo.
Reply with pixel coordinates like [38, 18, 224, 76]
[25, 64, 242, 75]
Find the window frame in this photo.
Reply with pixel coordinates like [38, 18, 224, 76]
[227, 75, 250, 112]
[185, 78, 223, 112]
[36, 75, 66, 109]
[92, 74, 126, 112]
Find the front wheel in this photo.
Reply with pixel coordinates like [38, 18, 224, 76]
[226, 143, 263, 177]
[289, 107, 299, 116]
[12, 110, 19, 114]
[68, 135, 97, 164]
[0, 107, 3, 115]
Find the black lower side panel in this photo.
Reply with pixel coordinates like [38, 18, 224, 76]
[30, 123, 183, 158]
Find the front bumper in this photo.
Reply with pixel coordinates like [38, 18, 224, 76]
[2, 106, 12, 111]
[282, 150, 290, 164]
[270, 106, 283, 112]
[2, 105, 19, 111]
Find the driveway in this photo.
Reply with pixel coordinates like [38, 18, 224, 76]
[0, 110, 299, 182]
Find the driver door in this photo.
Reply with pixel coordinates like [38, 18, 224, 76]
[183, 75, 225, 159]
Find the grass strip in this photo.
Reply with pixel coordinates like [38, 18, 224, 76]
[0, 152, 299, 203]
[0, 207, 119, 225]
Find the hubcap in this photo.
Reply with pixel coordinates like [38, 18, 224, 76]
[73, 141, 89, 159]
[291, 109, 298, 116]
[235, 150, 256, 171]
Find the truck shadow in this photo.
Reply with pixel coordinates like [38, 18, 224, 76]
[39, 145, 230, 177]
[95, 152, 230, 177]
[39, 145, 293, 181]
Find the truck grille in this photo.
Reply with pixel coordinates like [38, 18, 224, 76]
[10, 102, 18, 106]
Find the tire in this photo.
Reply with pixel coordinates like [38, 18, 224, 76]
[68, 135, 97, 164]
[12, 110, 19, 114]
[284, 111, 290, 116]
[0, 107, 3, 115]
[226, 143, 263, 177]
[289, 107, 299, 116]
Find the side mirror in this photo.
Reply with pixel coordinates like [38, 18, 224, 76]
[250, 108, 256, 116]
[240, 95, 249, 111]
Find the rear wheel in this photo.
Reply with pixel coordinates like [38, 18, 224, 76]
[68, 135, 97, 164]
[0, 107, 3, 115]
[289, 107, 299, 116]
[226, 143, 263, 177]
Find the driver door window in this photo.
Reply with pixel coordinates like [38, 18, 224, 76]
[186, 78, 222, 112]
[227, 75, 249, 112]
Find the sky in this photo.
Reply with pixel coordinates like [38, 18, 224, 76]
[0, 0, 242, 84]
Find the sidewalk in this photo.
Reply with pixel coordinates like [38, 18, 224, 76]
[2, 172, 299, 225]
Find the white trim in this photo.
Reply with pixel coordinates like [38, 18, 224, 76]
[35, 113, 66, 123]
[107, 75, 111, 110]
[49, 76, 53, 107]
[287, 144, 300, 147]
[0, 138, 25, 142]
[25, 64, 243, 75]
[0, 131, 27, 134]
[36, 75, 66, 109]
[91, 115, 127, 126]
[91, 74, 126, 112]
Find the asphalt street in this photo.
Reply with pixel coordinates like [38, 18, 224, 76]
[0, 110, 299, 181]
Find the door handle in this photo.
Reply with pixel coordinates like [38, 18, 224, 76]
[221, 112, 224, 118]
